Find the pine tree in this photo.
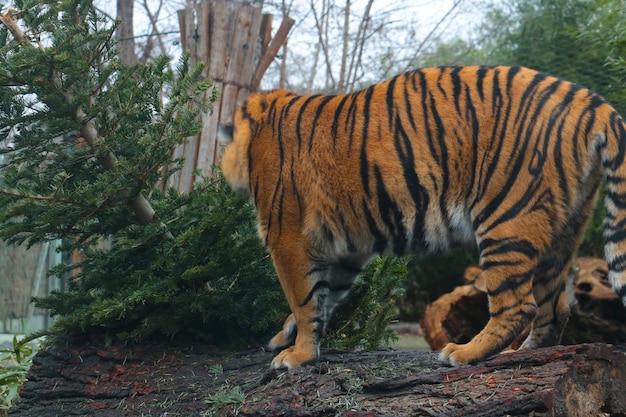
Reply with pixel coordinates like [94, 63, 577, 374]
[0, 0, 204, 247]
[0, 0, 405, 350]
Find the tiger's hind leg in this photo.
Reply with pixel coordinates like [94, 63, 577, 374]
[441, 225, 541, 365]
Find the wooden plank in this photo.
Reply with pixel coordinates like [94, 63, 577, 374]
[177, 10, 186, 51]
[208, 1, 235, 81]
[197, 1, 210, 79]
[251, 15, 295, 91]
[259, 13, 273, 62]
[196, 90, 222, 177]
[238, 5, 264, 88]
[170, 5, 199, 191]
[0, 241, 49, 329]
[175, 5, 206, 192]
[194, 1, 236, 178]
[183, 1, 212, 189]
[220, 5, 261, 126]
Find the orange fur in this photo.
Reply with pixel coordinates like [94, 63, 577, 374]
[221, 66, 626, 368]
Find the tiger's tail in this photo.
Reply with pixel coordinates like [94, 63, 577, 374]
[601, 111, 626, 307]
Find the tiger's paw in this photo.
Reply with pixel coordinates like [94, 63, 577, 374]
[270, 346, 318, 369]
[267, 314, 297, 351]
[439, 342, 482, 366]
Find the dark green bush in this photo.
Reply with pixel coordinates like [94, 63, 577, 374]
[36, 177, 289, 348]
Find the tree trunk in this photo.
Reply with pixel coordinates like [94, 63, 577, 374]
[116, 0, 137, 65]
[9, 342, 626, 416]
[421, 258, 626, 350]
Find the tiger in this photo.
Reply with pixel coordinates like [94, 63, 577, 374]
[219, 65, 626, 369]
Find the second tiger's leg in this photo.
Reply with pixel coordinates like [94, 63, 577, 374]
[519, 265, 570, 349]
[268, 313, 297, 351]
[522, 187, 600, 349]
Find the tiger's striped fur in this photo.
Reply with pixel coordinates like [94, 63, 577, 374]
[220, 65, 626, 369]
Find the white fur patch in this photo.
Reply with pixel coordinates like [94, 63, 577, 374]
[448, 204, 474, 244]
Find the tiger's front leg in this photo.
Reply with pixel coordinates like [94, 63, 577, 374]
[266, 240, 325, 369]
[266, 234, 363, 368]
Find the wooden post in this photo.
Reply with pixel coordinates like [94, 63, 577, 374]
[173, 0, 294, 193]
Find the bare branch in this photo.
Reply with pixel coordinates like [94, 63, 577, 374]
[346, 0, 375, 92]
[403, 0, 465, 72]
[310, 0, 336, 90]
[139, 0, 169, 63]
[0, 8, 27, 45]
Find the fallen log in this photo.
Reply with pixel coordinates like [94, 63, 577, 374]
[421, 257, 626, 350]
[9, 342, 626, 416]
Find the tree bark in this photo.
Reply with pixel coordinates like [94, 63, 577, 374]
[421, 258, 626, 350]
[116, 0, 137, 65]
[9, 342, 626, 416]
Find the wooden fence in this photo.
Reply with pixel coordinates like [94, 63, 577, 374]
[171, 0, 293, 192]
[0, 240, 64, 333]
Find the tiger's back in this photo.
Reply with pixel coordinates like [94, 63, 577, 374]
[221, 65, 626, 369]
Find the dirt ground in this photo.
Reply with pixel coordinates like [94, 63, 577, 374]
[7, 340, 626, 417]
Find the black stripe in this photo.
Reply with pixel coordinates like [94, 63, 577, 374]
[309, 95, 336, 152]
[386, 76, 397, 131]
[490, 295, 535, 317]
[300, 280, 330, 307]
[480, 78, 562, 234]
[605, 228, 626, 244]
[476, 66, 488, 102]
[436, 68, 448, 99]
[403, 74, 418, 134]
[336, 258, 363, 274]
[608, 190, 626, 210]
[265, 105, 289, 240]
[331, 94, 351, 149]
[605, 112, 626, 171]
[393, 102, 429, 250]
[299, 280, 356, 307]
[552, 85, 578, 203]
[535, 282, 565, 307]
[480, 237, 538, 259]
[608, 254, 626, 273]
[464, 83, 479, 202]
[374, 163, 406, 255]
[295, 95, 320, 153]
[450, 66, 463, 115]
[362, 200, 387, 253]
[606, 174, 625, 184]
[481, 259, 523, 269]
[488, 272, 534, 297]
[290, 158, 304, 221]
[504, 66, 521, 97]
[472, 67, 509, 217]
[360, 86, 375, 197]
[347, 94, 359, 151]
